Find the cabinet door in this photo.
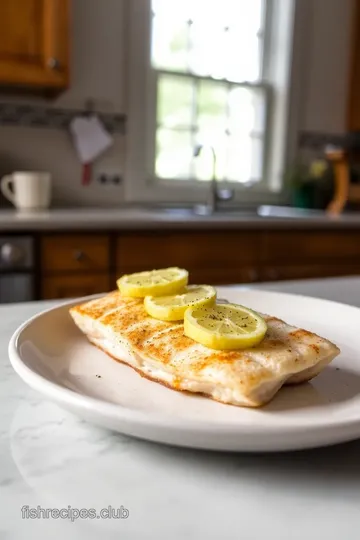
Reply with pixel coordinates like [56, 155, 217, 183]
[42, 235, 110, 273]
[189, 266, 260, 285]
[261, 263, 360, 282]
[0, 0, 70, 90]
[116, 231, 263, 285]
[264, 231, 360, 263]
[42, 274, 110, 300]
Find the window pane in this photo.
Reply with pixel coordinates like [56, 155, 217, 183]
[152, 0, 264, 29]
[157, 75, 193, 128]
[156, 129, 192, 179]
[228, 88, 253, 136]
[151, 0, 267, 185]
[228, 87, 265, 136]
[184, 0, 264, 30]
[151, 0, 265, 80]
[225, 33, 261, 82]
[197, 81, 228, 134]
[152, 0, 193, 22]
[226, 136, 263, 182]
[227, 0, 264, 33]
[188, 26, 261, 82]
[189, 22, 227, 78]
[227, 137, 252, 182]
[194, 137, 227, 181]
[152, 15, 189, 71]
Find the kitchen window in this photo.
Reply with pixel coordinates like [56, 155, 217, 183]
[125, 0, 298, 204]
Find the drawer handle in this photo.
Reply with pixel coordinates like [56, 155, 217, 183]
[73, 250, 86, 262]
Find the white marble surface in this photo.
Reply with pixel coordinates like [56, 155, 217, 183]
[2, 277, 360, 539]
[1, 207, 360, 230]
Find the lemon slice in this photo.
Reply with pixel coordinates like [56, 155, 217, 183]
[184, 303, 267, 350]
[117, 267, 188, 298]
[144, 285, 217, 321]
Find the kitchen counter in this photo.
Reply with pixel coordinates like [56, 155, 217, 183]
[2, 207, 360, 230]
[2, 276, 360, 540]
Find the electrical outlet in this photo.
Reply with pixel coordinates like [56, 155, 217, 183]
[96, 172, 123, 186]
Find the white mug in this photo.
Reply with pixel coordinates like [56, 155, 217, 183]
[1, 172, 52, 211]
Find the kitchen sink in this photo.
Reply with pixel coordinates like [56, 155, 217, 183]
[156, 206, 259, 218]
[158, 207, 198, 217]
[154, 205, 329, 219]
[257, 205, 328, 219]
[163, 208, 259, 218]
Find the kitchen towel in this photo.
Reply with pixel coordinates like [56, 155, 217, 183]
[69, 115, 113, 185]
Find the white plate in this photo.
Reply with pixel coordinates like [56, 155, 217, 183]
[8, 288, 360, 452]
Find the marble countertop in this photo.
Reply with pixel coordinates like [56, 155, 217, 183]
[2, 276, 360, 539]
[2, 207, 360, 231]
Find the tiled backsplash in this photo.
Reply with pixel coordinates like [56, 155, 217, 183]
[0, 102, 126, 133]
[298, 131, 360, 150]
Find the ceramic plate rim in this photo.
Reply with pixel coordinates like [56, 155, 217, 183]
[8, 290, 360, 442]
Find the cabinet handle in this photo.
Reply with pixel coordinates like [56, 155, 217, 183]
[73, 250, 86, 262]
[48, 57, 60, 70]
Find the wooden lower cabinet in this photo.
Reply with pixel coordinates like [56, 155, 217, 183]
[116, 231, 263, 285]
[38, 228, 360, 299]
[261, 263, 360, 282]
[183, 265, 260, 285]
[42, 235, 109, 273]
[264, 230, 360, 263]
[42, 274, 111, 300]
[118, 265, 260, 286]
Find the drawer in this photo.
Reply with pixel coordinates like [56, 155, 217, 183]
[42, 235, 109, 273]
[117, 231, 263, 272]
[261, 262, 360, 282]
[118, 265, 261, 286]
[42, 273, 111, 300]
[264, 230, 360, 262]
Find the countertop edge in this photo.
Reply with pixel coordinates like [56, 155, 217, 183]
[2, 212, 360, 232]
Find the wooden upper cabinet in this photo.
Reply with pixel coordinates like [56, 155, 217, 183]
[0, 0, 70, 91]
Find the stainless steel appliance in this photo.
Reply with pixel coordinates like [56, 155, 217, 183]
[0, 236, 34, 303]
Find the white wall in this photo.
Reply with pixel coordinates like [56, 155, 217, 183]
[298, 0, 355, 134]
[58, 0, 126, 113]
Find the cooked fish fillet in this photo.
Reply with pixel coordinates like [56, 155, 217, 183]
[69, 291, 340, 407]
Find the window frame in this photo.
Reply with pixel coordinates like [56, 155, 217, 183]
[124, 0, 300, 204]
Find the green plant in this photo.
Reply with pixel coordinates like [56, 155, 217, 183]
[283, 162, 311, 190]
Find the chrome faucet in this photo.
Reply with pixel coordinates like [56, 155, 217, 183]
[193, 144, 234, 215]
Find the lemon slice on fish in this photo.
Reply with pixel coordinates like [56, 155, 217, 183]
[117, 267, 188, 298]
[184, 303, 267, 350]
[144, 285, 216, 321]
